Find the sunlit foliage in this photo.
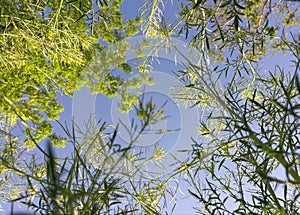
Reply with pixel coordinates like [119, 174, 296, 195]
[1, 0, 300, 214]
[0, 0, 141, 149]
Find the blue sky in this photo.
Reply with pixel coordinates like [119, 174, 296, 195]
[59, 3, 299, 213]
[66, 48, 202, 214]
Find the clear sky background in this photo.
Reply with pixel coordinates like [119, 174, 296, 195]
[2, 1, 300, 214]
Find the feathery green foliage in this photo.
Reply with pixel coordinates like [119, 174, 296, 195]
[173, 0, 300, 214]
[0, 0, 141, 149]
[1, 0, 300, 214]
